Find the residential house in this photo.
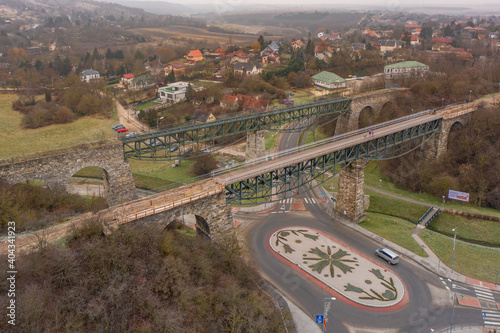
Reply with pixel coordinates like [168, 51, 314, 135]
[220, 95, 239, 110]
[164, 62, 187, 76]
[121, 73, 135, 85]
[315, 45, 333, 61]
[384, 61, 429, 79]
[189, 110, 216, 125]
[129, 75, 155, 90]
[409, 35, 420, 46]
[215, 47, 226, 56]
[157, 81, 190, 103]
[185, 49, 204, 64]
[351, 43, 366, 51]
[311, 71, 346, 90]
[327, 33, 340, 41]
[260, 41, 280, 57]
[233, 62, 263, 76]
[80, 69, 100, 82]
[262, 52, 280, 65]
[380, 40, 402, 53]
[242, 98, 269, 113]
[291, 40, 306, 50]
[227, 50, 250, 63]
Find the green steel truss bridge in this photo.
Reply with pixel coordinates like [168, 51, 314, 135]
[120, 97, 351, 161]
[215, 110, 442, 205]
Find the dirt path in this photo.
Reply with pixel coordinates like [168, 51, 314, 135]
[115, 99, 149, 134]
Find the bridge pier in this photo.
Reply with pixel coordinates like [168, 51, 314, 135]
[335, 159, 366, 223]
[245, 130, 266, 161]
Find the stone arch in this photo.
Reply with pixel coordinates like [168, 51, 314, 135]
[357, 105, 376, 129]
[442, 119, 465, 150]
[67, 165, 110, 199]
[0, 142, 137, 207]
[425, 116, 468, 160]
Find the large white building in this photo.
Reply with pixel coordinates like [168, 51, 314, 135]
[157, 82, 190, 103]
[80, 69, 100, 82]
[384, 61, 429, 79]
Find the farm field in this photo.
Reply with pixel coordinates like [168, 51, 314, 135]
[129, 25, 284, 46]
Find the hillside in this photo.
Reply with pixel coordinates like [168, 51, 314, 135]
[0, 222, 289, 332]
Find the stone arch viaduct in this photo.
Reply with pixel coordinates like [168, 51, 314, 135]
[0, 141, 137, 206]
[0, 97, 477, 240]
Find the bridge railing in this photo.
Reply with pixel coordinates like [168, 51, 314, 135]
[209, 108, 436, 178]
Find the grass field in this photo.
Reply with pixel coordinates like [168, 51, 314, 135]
[129, 26, 283, 46]
[0, 94, 116, 159]
[427, 213, 500, 246]
[360, 213, 428, 257]
[366, 188, 429, 223]
[420, 229, 500, 283]
[364, 161, 500, 218]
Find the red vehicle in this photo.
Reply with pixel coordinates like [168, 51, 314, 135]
[283, 99, 294, 105]
[117, 128, 128, 133]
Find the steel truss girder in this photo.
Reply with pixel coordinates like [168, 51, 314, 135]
[226, 119, 441, 205]
[121, 98, 351, 160]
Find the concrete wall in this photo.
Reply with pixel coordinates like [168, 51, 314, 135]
[0, 142, 137, 206]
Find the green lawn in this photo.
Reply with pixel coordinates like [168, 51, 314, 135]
[305, 127, 328, 145]
[427, 213, 500, 246]
[420, 229, 500, 283]
[359, 212, 428, 257]
[364, 161, 500, 218]
[128, 159, 196, 190]
[0, 94, 116, 159]
[265, 130, 279, 150]
[366, 189, 429, 223]
[134, 100, 159, 111]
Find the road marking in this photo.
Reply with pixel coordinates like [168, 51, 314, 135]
[444, 285, 450, 291]
[474, 288, 495, 301]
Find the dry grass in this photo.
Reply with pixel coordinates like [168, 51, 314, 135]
[0, 94, 116, 159]
[129, 26, 283, 46]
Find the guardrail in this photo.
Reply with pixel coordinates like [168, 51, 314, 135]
[104, 184, 224, 226]
[418, 206, 441, 226]
[209, 108, 437, 178]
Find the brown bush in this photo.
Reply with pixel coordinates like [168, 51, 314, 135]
[0, 226, 286, 332]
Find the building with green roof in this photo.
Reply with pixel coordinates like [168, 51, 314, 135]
[384, 61, 429, 79]
[311, 71, 346, 90]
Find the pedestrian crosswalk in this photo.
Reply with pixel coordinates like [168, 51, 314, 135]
[474, 287, 500, 328]
[474, 287, 495, 303]
[482, 310, 500, 328]
[303, 197, 316, 204]
[271, 198, 292, 214]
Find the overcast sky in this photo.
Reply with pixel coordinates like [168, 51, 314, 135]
[160, 0, 482, 6]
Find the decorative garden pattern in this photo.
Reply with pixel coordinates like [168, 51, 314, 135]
[270, 227, 405, 307]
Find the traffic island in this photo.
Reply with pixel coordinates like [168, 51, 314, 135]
[270, 226, 406, 309]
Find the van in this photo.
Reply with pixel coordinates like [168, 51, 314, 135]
[375, 248, 399, 265]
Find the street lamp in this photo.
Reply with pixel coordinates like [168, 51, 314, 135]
[451, 227, 457, 274]
[442, 97, 444, 106]
[157, 116, 164, 131]
[379, 179, 382, 192]
[469, 90, 472, 103]
[323, 297, 336, 333]
[411, 108, 413, 115]
[442, 195, 445, 209]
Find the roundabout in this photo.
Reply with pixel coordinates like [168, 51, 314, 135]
[269, 226, 407, 309]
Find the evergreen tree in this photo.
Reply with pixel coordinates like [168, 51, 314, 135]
[258, 35, 265, 51]
[306, 39, 314, 55]
[185, 83, 195, 102]
[92, 47, 101, 60]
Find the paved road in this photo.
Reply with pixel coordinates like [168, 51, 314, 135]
[237, 118, 486, 332]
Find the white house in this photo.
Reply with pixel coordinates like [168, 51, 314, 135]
[311, 71, 346, 90]
[80, 69, 100, 82]
[157, 81, 190, 103]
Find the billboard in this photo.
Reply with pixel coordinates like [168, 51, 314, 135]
[448, 190, 469, 202]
